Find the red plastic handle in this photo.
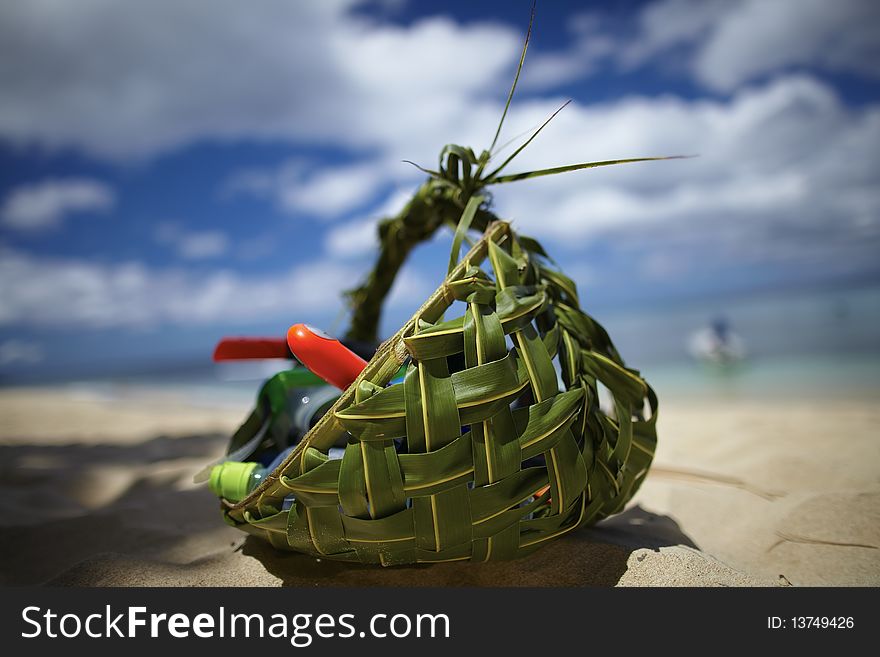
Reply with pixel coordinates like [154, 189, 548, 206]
[212, 337, 291, 361]
[286, 324, 368, 390]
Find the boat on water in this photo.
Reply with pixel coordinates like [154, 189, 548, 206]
[687, 316, 747, 366]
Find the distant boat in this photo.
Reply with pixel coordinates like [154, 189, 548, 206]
[688, 316, 746, 366]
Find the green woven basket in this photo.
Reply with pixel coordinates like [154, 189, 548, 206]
[218, 212, 658, 565]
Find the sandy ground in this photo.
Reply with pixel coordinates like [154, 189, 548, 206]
[0, 386, 877, 587]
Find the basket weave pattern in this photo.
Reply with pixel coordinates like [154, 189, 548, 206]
[223, 221, 657, 564]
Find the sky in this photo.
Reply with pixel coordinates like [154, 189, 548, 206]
[1, 0, 879, 383]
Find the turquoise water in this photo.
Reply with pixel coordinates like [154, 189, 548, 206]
[642, 352, 880, 401]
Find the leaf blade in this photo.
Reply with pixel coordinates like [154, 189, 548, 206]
[490, 155, 692, 184]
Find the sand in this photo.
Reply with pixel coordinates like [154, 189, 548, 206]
[1, 386, 877, 586]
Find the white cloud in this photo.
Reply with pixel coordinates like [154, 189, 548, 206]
[0, 339, 44, 366]
[521, 0, 880, 92]
[519, 13, 615, 91]
[309, 72, 880, 281]
[0, 1, 518, 161]
[619, 0, 731, 70]
[281, 163, 384, 218]
[0, 246, 422, 330]
[325, 218, 379, 258]
[226, 160, 401, 220]
[500, 172, 810, 239]
[323, 187, 415, 258]
[1, 179, 114, 231]
[0, 247, 335, 328]
[488, 74, 880, 273]
[154, 223, 230, 260]
[693, 0, 880, 91]
[177, 231, 229, 260]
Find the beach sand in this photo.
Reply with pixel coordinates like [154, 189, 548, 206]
[0, 386, 877, 586]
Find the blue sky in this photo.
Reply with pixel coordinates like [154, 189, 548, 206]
[1, 0, 879, 382]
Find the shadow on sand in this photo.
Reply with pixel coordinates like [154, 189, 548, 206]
[0, 435, 696, 586]
[242, 505, 697, 587]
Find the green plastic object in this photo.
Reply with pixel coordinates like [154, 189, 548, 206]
[209, 461, 260, 503]
[278, 366, 326, 387]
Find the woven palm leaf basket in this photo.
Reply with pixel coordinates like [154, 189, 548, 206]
[218, 204, 658, 565]
[213, 11, 664, 565]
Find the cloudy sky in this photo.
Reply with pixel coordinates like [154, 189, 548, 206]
[1, 0, 878, 382]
